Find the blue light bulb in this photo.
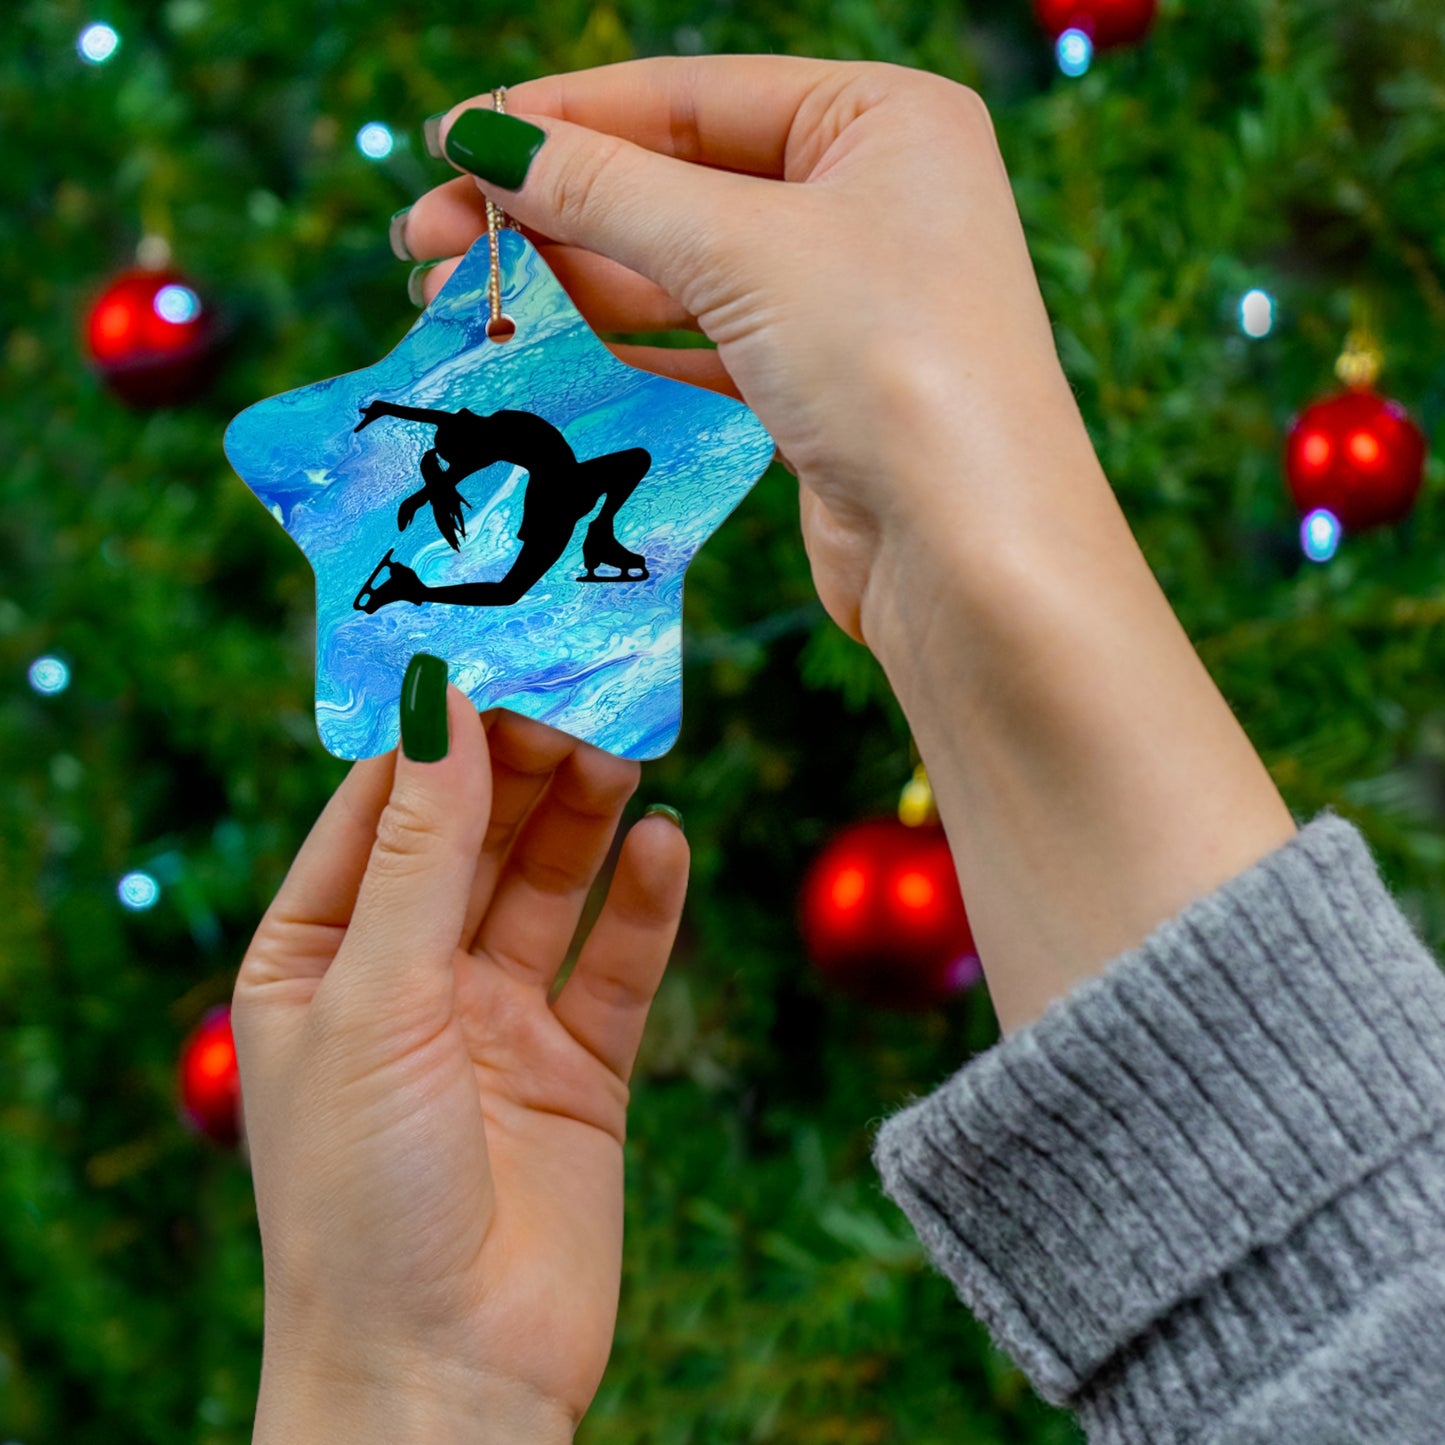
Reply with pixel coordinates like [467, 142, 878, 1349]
[356, 122, 395, 160]
[1057, 28, 1093, 77]
[1239, 289, 1275, 338]
[118, 871, 161, 911]
[78, 22, 120, 64]
[28, 657, 70, 695]
[154, 284, 201, 324]
[1301, 508, 1341, 563]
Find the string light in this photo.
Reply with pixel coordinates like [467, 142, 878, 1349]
[78, 22, 120, 64]
[28, 657, 70, 695]
[153, 283, 201, 324]
[1057, 28, 1093, 76]
[356, 122, 395, 160]
[118, 871, 161, 911]
[1301, 508, 1342, 563]
[1239, 289, 1275, 338]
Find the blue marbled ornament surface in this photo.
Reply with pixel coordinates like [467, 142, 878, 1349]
[223, 229, 774, 760]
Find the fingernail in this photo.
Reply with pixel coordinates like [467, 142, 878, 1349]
[423, 112, 447, 159]
[443, 107, 546, 191]
[644, 803, 684, 835]
[388, 206, 413, 262]
[407, 260, 440, 308]
[401, 653, 449, 762]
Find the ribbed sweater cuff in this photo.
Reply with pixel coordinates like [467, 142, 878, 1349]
[870, 812, 1445, 1416]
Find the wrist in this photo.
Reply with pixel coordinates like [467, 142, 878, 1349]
[856, 347, 1120, 695]
[852, 383, 1294, 1031]
[254, 1345, 575, 1445]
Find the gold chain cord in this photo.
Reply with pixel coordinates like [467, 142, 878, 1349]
[485, 86, 508, 332]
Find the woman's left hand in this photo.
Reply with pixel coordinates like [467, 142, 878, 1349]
[232, 689, 688, 1442]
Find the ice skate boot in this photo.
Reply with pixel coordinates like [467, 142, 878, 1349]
[576, 525, 649, 582]
[353, 549, 425, 612]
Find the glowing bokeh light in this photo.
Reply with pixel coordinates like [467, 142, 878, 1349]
[1348, 430, 1381, 466]
[1301, 508, 1342, 563]
[356, 122, 395, 160]
[946, 952, 983, 992]
[78, 22, 120, 64]
[92, 298, 133, 347]
[830, 865, 867, 911]
[118, 871, 161, 911]
[895, 871, 936, 911]
[1300, 432, 1331, 470]
[1239, 289, 1274, 338]
[154, 283, 201, 324]
[195, 1037, 235, 1079]
[28, 656, 71, 695]
[1057, 28, 1093, 77]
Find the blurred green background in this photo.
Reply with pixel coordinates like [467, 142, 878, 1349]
[4, 0, 1445, 1440]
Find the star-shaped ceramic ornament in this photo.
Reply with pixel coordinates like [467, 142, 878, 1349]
[223, 228, 775, 761]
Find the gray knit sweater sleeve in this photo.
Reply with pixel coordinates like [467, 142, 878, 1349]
[870, 812, 1445, 1443]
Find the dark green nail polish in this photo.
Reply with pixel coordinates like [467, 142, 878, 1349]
[388, 206, 413, 262]
[443, 107, 546, 191]
[407, 260, 440, 307]
[644, 803, 684, 834]
[401, 653, 449, 762]
[423, 112, 446, 159]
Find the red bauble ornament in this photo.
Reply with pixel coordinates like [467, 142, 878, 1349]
[800, 818, 980, 1011]
[1285, 388, 1427, 533]
[85, 267, 220, 407]
[178, 1005, 242, 1148]
[1034, 0, 1157, 48]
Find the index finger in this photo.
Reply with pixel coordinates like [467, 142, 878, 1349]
[238, 752, 395, 986]
[478, 55, 848, 180]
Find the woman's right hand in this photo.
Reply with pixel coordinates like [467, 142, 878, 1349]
[399, 57, 1099, 649]
[405, 58, 1297, 1036]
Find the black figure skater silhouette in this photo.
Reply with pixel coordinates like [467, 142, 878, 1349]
[349, 401, 652, 613]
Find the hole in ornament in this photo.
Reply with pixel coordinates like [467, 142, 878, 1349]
[487, 314, 517, 343]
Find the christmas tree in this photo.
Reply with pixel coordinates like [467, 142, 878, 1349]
[3, 1, 1443, 1441]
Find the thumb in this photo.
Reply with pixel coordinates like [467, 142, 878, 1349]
[437, 104, 766, 321]
[325, 658, 491, 1024]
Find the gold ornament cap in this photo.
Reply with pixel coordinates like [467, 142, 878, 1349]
[898, 764, 938, 827]
[1335, 329, 1382, 391]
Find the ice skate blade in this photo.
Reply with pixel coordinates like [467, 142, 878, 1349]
[354, 547, 397, 612]
[576, 567, 650, 583]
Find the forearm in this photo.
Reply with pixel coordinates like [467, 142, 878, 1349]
[871, 811, 1445, 1438]
[860, 364, 1296, 1034]
[253, 1341, 575, 1445]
